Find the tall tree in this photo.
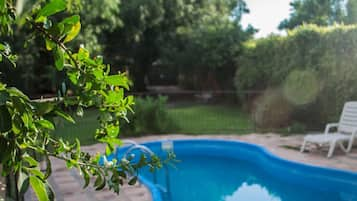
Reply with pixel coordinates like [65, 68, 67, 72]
[279, 0, 346, 30]
[105, 0, 251, 91]
[160, 1, 254, 90]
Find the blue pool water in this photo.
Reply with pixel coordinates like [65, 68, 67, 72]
[112, 140, 357, 201]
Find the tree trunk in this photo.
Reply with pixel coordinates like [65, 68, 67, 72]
[132, 63, 149, 92]
[133, 69, 147, 92]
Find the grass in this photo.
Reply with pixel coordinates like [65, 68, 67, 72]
[168, 104, 254, 134]
[52, 109, 99, 145]
[52, 104, 254, 145]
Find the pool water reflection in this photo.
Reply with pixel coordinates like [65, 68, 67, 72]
[222, 183, 281, 201]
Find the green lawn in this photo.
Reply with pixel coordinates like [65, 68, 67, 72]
[52, 104, 254, 145]
[52, 109, 99, 145]
[168, 104, 254, 134]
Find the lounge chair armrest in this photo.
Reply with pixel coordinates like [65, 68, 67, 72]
[324, 123, 339, 134]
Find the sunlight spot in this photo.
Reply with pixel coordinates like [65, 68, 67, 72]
[283, 70, 320, 105]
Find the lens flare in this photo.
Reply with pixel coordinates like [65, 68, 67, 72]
[283, 70, 320, 105]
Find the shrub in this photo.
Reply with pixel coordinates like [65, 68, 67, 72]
[252, 88, 293, 129]
[235, 24, 357, 129]
[122, 96, 177, 136]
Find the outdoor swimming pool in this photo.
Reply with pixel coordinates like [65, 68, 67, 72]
[112, 140, 357, 201]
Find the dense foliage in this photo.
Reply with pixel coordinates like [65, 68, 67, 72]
[161, 3, 255, 90]
[279, 0, 357, 30]
[235, 24, 357, 129]
[279, 0, 346, 30]
[0, 0, 167, 200]
[105, 0, 253, 91]
[1, 0, 253, 93]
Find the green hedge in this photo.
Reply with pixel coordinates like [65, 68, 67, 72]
[235, 24, 357, 129]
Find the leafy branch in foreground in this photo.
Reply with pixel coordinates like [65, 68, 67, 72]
[0, 0, 168, 200]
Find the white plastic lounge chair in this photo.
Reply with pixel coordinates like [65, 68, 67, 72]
[300, 101, 357, 158]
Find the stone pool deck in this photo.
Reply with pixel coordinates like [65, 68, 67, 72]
[35, 133, 357, 201]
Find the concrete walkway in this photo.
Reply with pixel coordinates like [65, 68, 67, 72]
[42, 134, 357, 201]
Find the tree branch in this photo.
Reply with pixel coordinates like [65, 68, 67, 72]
[27, 18, 82, 72]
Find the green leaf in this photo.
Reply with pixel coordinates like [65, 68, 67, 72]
[32, 102, 55, 116]
[7, 87, 30, 100]
[21, 113, 33, 129]
[60, 15, 80, 25]
[12, 97, 27, 113]
[67, 70, 79, 85]
[8, 55, 17, 67]
[75, 138, 81, 159]
[77, 47, 90, 60]
[18, 171, 30, 196]
[36, 0, 66, 22]
[92, 69, 104, 80]
[64, 21, 81, 43]
[65, 160, 75, 168]
[0, 106, 11, 132]
[29, 176, 49, 201]
[12, 115, 22, 134]
[59, 138, 71, 152]
[94, 175, 106, 191]
[45, 39, 56, 51]
[105, 144, 113, 156]
[23, 155, 39, 167]
[104, 74, 130, 89]
[0, 83, 6, 90]
[44, 182, 55, 201]
[106, 90, 123, 105]
[37, 119, 55, 130]
[81, 167, 90, 188]
[54, 46, 64, 71]
[54, 109, 75, 123]
[43, 154, 52, 179]
[99, 137, 122, 146]
[28, 168, 45, 179]
[0, 0, 5, 12]
[106, 124, 119, 138]
[128, 176, 137, 185]
[59, 15, 79, 33]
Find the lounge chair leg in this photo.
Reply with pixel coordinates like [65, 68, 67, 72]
[346, 137, 355, 153]
[300, 140, 307, 153]
[327, 141, 336, 158]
